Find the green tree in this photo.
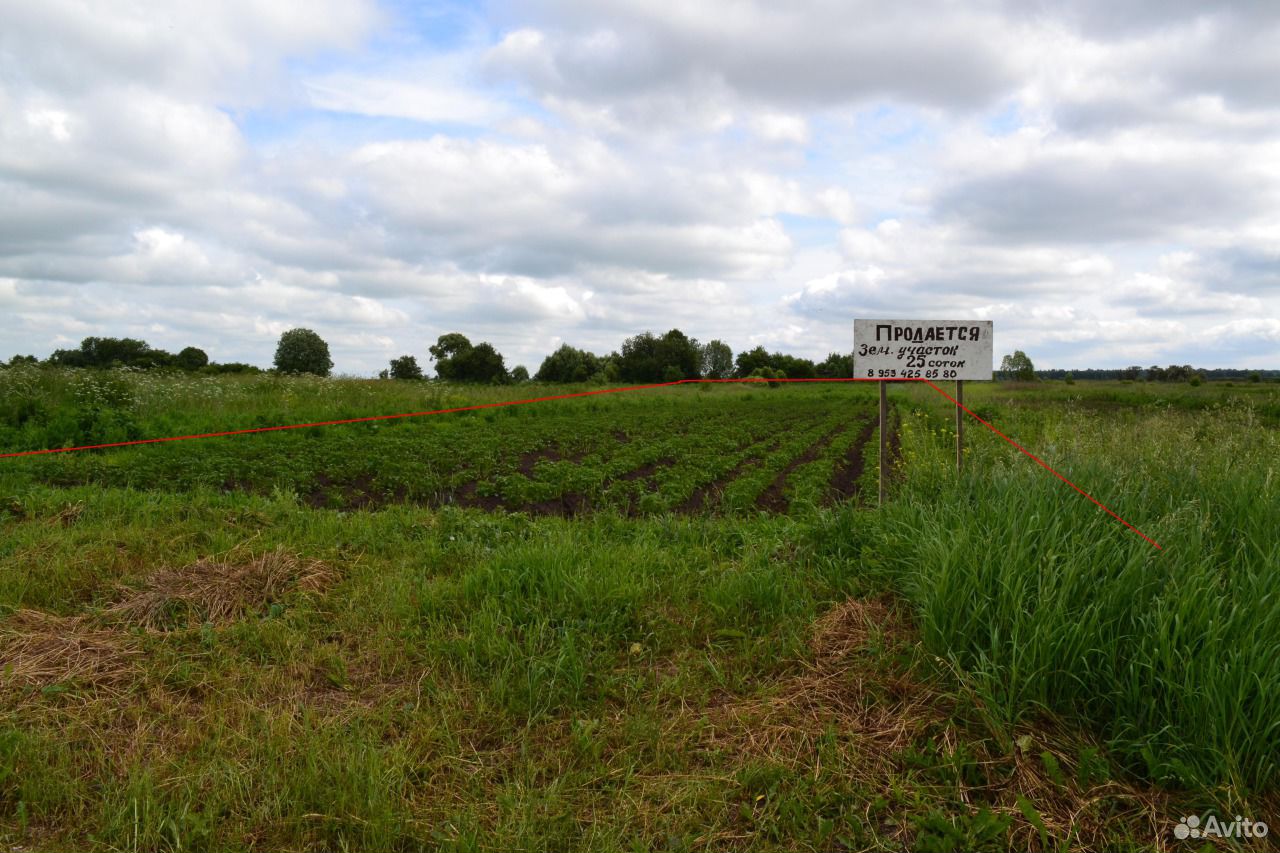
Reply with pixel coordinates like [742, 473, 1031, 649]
[536, 344, 600, 383]
[4, 355, 39, 368]
[734, 345, 772, 378]
[510, 365, 530, 383]
[49, 337, 172, 369]
[273, 328, 333, 376]
[430, 333, 508, 383]
[389, 354, 423, 380]
[999, 350, 1036, 381]
[816, 352, 853, 378]
[1249, 371, 1262, 383]
[617, 330, 701, 382]
[455, 342, 508, 383]
[700, 340, 734, 379]
[176, 347, 209, 371]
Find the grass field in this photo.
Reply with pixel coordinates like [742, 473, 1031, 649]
[2, 367, 1278, 851]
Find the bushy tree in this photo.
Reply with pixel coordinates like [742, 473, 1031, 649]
[816, 352, 853, 378]
[700, 340, 734, 379]
[273, 328, 333, 376]
[428, 333, 473, 379]
[773, 353, 816, 379]
[999, 350, 1036, 381]
[429, 333, 507, 383]
[510, 365, 530, 383]
[5, 355, 39, 368]
[536, 344, 600, 383]
[389, 354, 423, 380]
[617, 329, 701, 382]
[747, 366, 784, 388]
[206, 362, 261, 375]
[176, 346, 209, 371]
[49, 337, 172, 369]
[734, 346, 772, 378]
[1146, 365, 1166, 382]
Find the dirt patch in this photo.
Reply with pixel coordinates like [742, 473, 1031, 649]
[827, 417, 876, 503]
[448, 480, 506, 512]
[523, 492, 587, 517]
[755, 425, 847, 513]
[103, 549, 336, 632]
[617, 456, 676, 483]
[518, 445, 568, 476]
[0, 610, 141, 694]
[304, 473, 406, 510]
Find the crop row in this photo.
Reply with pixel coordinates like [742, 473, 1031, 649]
[4, 389, 885, 517]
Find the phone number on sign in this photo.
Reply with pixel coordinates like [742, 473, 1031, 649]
[865, 368, 958, 379]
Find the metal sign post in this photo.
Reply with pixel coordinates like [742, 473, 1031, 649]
[853, 319, 994, 504]
[879, 380, 888, 505]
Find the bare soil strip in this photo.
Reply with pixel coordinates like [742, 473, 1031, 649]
[827, 417, 876, 504]
[755, 424, 848, 513]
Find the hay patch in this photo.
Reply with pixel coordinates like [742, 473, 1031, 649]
[103, 549, 336, 631]
[0, 609, 141, 694]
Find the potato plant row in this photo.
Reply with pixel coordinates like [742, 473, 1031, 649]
[5, 388, 883, 516]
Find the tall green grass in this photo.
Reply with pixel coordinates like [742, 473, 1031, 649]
[865, 383, 1280, 793]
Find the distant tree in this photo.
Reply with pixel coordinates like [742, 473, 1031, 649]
[734, 346, 772, 378]
[430, 334, 508, 383]
[389, 354, 423, 380]
[428, 333, 473, 380]
[273, 328, 333, 376]
[4, 355, 39, 368]
[1146, 365, 1166, 382]
[1120, 365, 1143, 381]
[1249, 371, 1262, 383]
[510, 365, 530, 383]
[1064, 372, 1075, 385]
[456, 342, 508, 383]
[176, 346, 209, 371]
[773, 354, 816, 379]
[378, 369, 389, 380]
[999, 351, 1036, 381]
[617, 329, 701, 382]
[206, 362, 261, 375]
[1165, 364, 1193, 382]
[536, 344, 600, 383]
[700, 340, 734, 379]
[49, 336, 171, 369]
[1189, 373, 1203, 387]
[816, 352, 853, 379]
[747, 366, 784, 388]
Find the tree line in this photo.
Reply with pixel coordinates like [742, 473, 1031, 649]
[5, 331, 1275, 384]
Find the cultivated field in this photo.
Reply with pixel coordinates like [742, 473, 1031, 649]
[1, 368, 1278, 850]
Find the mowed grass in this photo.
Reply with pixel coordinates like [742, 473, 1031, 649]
[1, 369, 1279, 850]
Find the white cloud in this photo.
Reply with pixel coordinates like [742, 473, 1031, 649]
[2, 0, 1279, 373]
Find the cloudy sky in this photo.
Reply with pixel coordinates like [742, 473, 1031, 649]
[2, 0, 1278, 374]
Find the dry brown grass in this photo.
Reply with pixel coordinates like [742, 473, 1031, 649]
[0, 609, 141, 695]
[102, 548, 335, 631]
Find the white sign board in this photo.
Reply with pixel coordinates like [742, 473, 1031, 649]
[854, 319, 993, 381]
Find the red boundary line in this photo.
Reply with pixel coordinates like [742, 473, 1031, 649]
[0, 376, 1160, 549]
